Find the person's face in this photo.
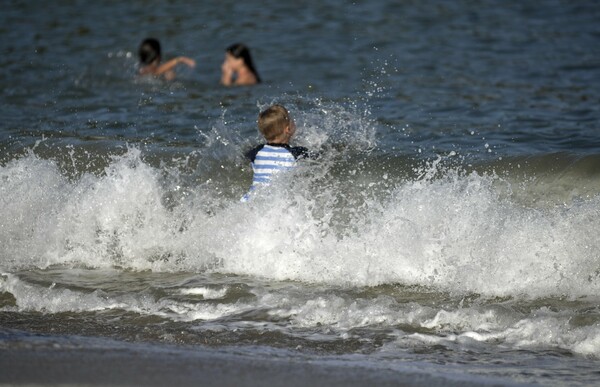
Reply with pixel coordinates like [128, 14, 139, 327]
[225, 53, 243, 69]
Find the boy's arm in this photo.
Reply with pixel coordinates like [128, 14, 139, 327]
[245, 144, 265, 162]
[156, 56, 196, 75]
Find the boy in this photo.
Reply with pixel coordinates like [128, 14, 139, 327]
[242, 104, 309, 201]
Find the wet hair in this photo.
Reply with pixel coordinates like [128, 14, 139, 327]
[139, 38, 161, 65]
[258, 104, 290, 141]
[226, 43, 261, 83]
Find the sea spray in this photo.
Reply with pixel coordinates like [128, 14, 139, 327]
[204, 150, 600, 298]
[0, 151, 71, 269]
[2, 142, 600, 300]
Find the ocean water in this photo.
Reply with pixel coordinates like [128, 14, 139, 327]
[1, 0, 600, 385]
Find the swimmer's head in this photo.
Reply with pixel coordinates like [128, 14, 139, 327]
[139, 38, 161, 65]
[226, 43, 261, 83]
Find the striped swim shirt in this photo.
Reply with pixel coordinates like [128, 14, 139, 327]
[241, 143, 309, 201]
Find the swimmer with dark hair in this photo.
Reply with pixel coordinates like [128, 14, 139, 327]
[138, 38, 195, 81]
[221, 43, 261, 86]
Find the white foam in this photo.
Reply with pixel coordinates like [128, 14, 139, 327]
[387, 306, 600, 358]
[0, 273, 247, 322]
[1, 145, 600, 300]
[179, 287, 228, 299]
[3, 267, 600, 357]
[211, 166, 600, 299]
[0, 273, 126, 313]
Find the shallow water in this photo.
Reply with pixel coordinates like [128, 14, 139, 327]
[1, 0, 600, 386]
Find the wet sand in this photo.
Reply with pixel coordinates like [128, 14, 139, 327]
[0, 335, 493, 387]
[0, 349, 428, 387]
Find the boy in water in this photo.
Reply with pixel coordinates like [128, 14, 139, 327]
[138, 38, 196, 81]
[242, 104, 310, 201]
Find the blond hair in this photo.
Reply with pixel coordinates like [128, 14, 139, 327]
[257, 104, 290, 141]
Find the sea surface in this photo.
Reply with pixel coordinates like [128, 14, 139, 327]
[1, 0, 600, 385]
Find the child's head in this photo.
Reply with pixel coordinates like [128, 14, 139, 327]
[258, 104, 295, 143]
[139, 38, 161, 65]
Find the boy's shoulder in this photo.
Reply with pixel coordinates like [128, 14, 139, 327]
[245, 144, 266, 162]
[245, 143, 312, 162]
[286, 145, 311, 159]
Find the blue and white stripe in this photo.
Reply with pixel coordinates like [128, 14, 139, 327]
[251, 145, 296, 185]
